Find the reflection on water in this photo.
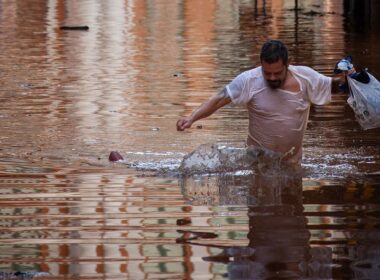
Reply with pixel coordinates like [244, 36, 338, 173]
[0, 0, 380, 279]
[1, 163, 379, 279]
[180, 172, 380, 279]
[196, 174, 322, 279]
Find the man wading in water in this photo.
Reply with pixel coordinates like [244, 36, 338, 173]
[176, 40, 352, 165]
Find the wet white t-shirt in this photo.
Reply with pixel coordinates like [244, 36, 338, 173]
[226, 65, 332, 164]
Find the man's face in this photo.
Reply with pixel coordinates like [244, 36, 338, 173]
[261, 59, 288, 89]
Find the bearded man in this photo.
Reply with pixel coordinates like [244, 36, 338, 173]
[176, 40, 347, 164]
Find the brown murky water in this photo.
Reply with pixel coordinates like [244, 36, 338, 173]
[0, 0, 380, 279]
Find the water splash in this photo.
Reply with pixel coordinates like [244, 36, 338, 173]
[178, 143, 288, 175]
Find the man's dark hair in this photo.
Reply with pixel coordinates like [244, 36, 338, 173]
[260, 40, 288, 65]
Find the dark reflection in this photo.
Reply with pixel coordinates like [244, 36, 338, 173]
[343, 0, 372, 31]
[228, 175, 333, 279]
[305, 176, 380, 280]
[180, 172, 333, 279]
[349, 230, 380, 279]
[343, 0, 380, 76]
[180, 173, 380, 279]
[244, 175, 311, 279]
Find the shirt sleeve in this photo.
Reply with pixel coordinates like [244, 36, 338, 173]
[225, 71, 252, 105]
[299, 66, 332, 105]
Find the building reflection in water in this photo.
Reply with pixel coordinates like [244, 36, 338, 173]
[181, 171, 331, 279]
[180, 171, 380, 279]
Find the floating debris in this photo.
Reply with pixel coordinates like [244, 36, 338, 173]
[303, 10, 324, 16]
[176, 218, 191, 226]
[0, 272, 51, 279]
[109, 151, 124, 162]
[60, 25, 89, 31]
[19, 83, 33, 89]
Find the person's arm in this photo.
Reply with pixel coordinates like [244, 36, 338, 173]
[331, 77, 342, 93]
[331, 69, 356, 93]
[176, 87, 232, 131]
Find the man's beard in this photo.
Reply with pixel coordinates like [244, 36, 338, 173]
[266, 68, 287, 89]
[266, 79, 282, 89]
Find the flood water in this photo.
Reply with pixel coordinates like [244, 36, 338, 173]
[0, 0, 380, 279]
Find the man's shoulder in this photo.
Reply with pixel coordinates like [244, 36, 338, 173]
[240, 66, 262, 76]
[289, 65, 326, 84]
[235, 66, 262, 82]
[289, 65, 318, 76]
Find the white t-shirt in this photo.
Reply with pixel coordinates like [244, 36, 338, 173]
[226, 65, 332, 164]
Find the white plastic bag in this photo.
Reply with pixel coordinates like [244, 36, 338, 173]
[347, 72, 380, 130]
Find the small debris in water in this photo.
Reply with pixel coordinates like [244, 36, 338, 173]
[109, 151, 124, 162]
[176, 218, 191, 226]
[19, 83, 33, 89]
[176, 230, 218, 243]
[303, 10, 324, 16]
[60, 25, 89, 31]
[0, 272, 51, 278]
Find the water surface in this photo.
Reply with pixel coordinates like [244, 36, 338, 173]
[0, 0, 379, 279]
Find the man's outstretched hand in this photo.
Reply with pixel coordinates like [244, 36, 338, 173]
[175, 88, 231, 131]
[176, 117, 193, 131]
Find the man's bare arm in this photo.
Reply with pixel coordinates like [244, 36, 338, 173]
[331, 69, 356, 93]
[331, 77, 342, 93]
[176, 87, 232, 131]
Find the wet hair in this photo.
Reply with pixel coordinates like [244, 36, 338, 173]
[260, 40, 288, 65]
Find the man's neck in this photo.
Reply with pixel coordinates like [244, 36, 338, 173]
[280, 69, 300, 93]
